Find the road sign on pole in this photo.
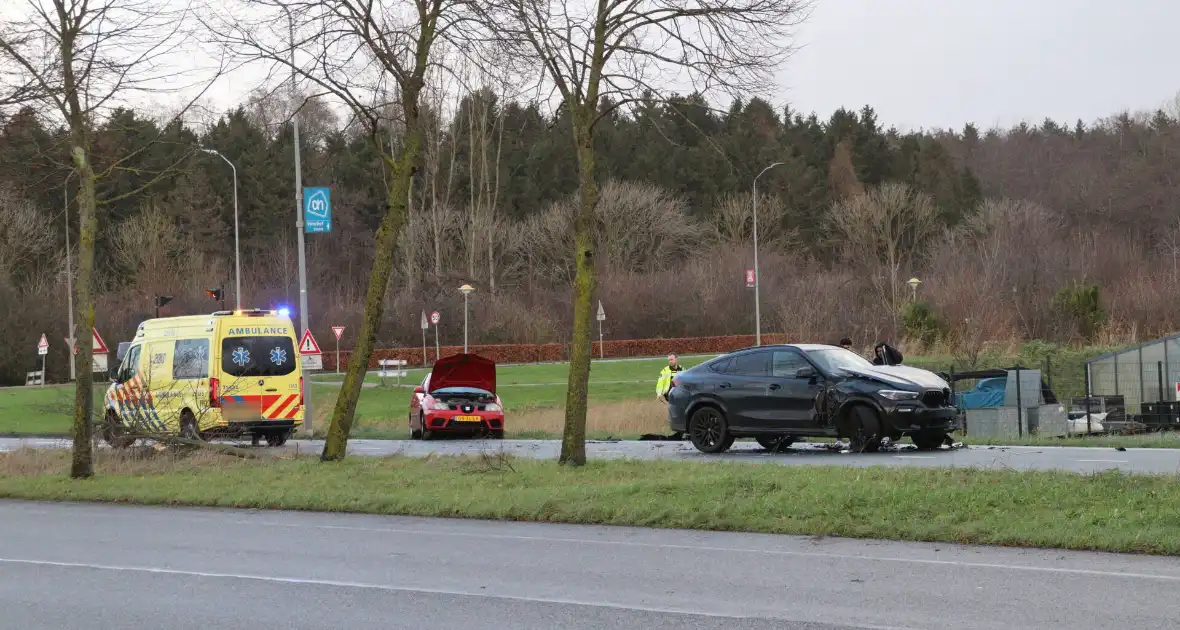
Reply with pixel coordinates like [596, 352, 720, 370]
[420, 311, 428, 365]
[66, 327, 109, 373]
[430, 311, 440, 361]
[745, 269, 756, 288]
[37, 334, 47, 386]
[596, 301, 605, 359]
[303, 187, 332, 233]
[331, 326, 344, 374]
[299, 329, 323, 370]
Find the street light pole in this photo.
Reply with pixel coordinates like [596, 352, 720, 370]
[200, 148, 241, 310]
[752, 161, 785, 346]
[64, 170, 76, 381]
[282, 4, 313, 435]
[459, 284, 475, 353]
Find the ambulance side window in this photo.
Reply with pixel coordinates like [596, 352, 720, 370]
[173, 339, 210, 380]
[120, 345, 142, 382]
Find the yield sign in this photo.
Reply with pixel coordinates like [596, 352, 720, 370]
[332, 326, 345, 340]
[299, 329, 322, 355]
[37, 334, 49, 350]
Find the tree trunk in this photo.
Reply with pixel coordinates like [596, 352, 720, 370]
[560, 118, 598, 466]
[70, 148, 97, 479]
[321, 93, 421, 462]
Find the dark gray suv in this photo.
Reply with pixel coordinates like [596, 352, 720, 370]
[665, 344, 957, 453]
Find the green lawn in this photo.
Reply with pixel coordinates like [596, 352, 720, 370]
[0, 385, 105, 435]
[0, 357, 706, 436]
[3, 450, 1180, 555]
[2, 348, 1163, 450]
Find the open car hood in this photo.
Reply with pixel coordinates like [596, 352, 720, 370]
[840, 365, 949, 390]
[428, 353, 497, 394]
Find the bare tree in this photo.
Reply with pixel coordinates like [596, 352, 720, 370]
[212, 0, 485, 460]
[0, 184, 56, 283]
[0, 0, 223, 478]
[710, 191, 795, 251]
[828, 182, 941, 319]
[481, 0, 811, 465]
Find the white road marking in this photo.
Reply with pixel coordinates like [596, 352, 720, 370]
[0, 557, 920, 629]
[221, 519, 1180, 583]
[1074, 459, 1129, 464]
[893, 456, 934, 459]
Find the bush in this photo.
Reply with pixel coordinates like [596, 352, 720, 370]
[901, 300, 946, 348]
[1050, 283, 1106, 342]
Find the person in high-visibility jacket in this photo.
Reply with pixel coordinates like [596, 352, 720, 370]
[656, 353, 683, 403]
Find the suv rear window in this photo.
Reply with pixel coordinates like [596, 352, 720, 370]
[221, 336, 296, 377]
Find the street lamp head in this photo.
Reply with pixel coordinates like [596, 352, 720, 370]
[907, 277, 922, 288]
[199, 147, 219, 156]
[458, 284, 475, 295]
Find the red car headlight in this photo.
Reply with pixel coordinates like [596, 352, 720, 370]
[485, 402, 502, 412]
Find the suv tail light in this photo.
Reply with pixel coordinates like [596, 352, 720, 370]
[299, 377, 305, 406]
[209, 378, 221, 408]
[671, 377, 680, 389]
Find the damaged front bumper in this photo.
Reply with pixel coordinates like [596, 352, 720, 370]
[880, 404, 959, 434]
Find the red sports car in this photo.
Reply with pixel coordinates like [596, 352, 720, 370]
[409, 353, 504, 439]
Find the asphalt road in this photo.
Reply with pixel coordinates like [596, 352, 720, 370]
[1, 500, 1178, 630]
[3, 436, 1180, 474]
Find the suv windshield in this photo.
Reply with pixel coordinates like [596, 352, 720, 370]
[804, 347, 874, 374]
[221, 336, 296, 377]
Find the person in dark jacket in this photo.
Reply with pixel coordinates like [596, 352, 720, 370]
[872, 342, 903, 366]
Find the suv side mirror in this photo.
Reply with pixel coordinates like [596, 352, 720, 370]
[795, 366, 816, 379]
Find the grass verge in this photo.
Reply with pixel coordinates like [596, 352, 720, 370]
[2, 448, 1179, 555]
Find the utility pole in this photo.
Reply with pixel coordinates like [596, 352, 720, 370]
[285, 6, 313, 435]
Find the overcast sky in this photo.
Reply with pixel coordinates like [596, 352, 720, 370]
[105, 0, 1180, 132]
[783, 0, 1180, 131]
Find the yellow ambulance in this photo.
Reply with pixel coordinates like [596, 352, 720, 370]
[102, 309, 305, 447]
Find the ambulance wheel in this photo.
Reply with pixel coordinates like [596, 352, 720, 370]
[102, 412, 136, 449]
[265, 430, 290, 447]
[179, 411, 202, 441]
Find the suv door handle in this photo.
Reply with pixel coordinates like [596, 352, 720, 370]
[768, 383, 781, 391]
[718, 383, 731, 389]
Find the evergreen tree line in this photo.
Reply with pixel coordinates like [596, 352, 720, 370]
[1, 88, 1177, 384]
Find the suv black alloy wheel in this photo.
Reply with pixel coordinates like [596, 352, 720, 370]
[689, 407, 734, 454]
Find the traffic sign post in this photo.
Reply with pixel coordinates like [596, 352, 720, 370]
[37, 334, 48, 386]
[430, 311, 440, 362]
[68, 327, 109, 373]
[299, 328, 322, 435]
[299, 329, 323, 371]
[745, 269, 756, 288]
[596, 301, 606, 359]
[332, 326, 345, 374]
[420, 311, 429, 365]
[303, 187, 332, 233]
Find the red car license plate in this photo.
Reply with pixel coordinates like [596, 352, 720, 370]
[454, 415, 481, 422]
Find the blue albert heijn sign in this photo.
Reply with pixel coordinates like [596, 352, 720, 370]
[303, 187, 331, 233]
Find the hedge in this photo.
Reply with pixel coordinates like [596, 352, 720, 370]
[321, 333, 789, 371]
